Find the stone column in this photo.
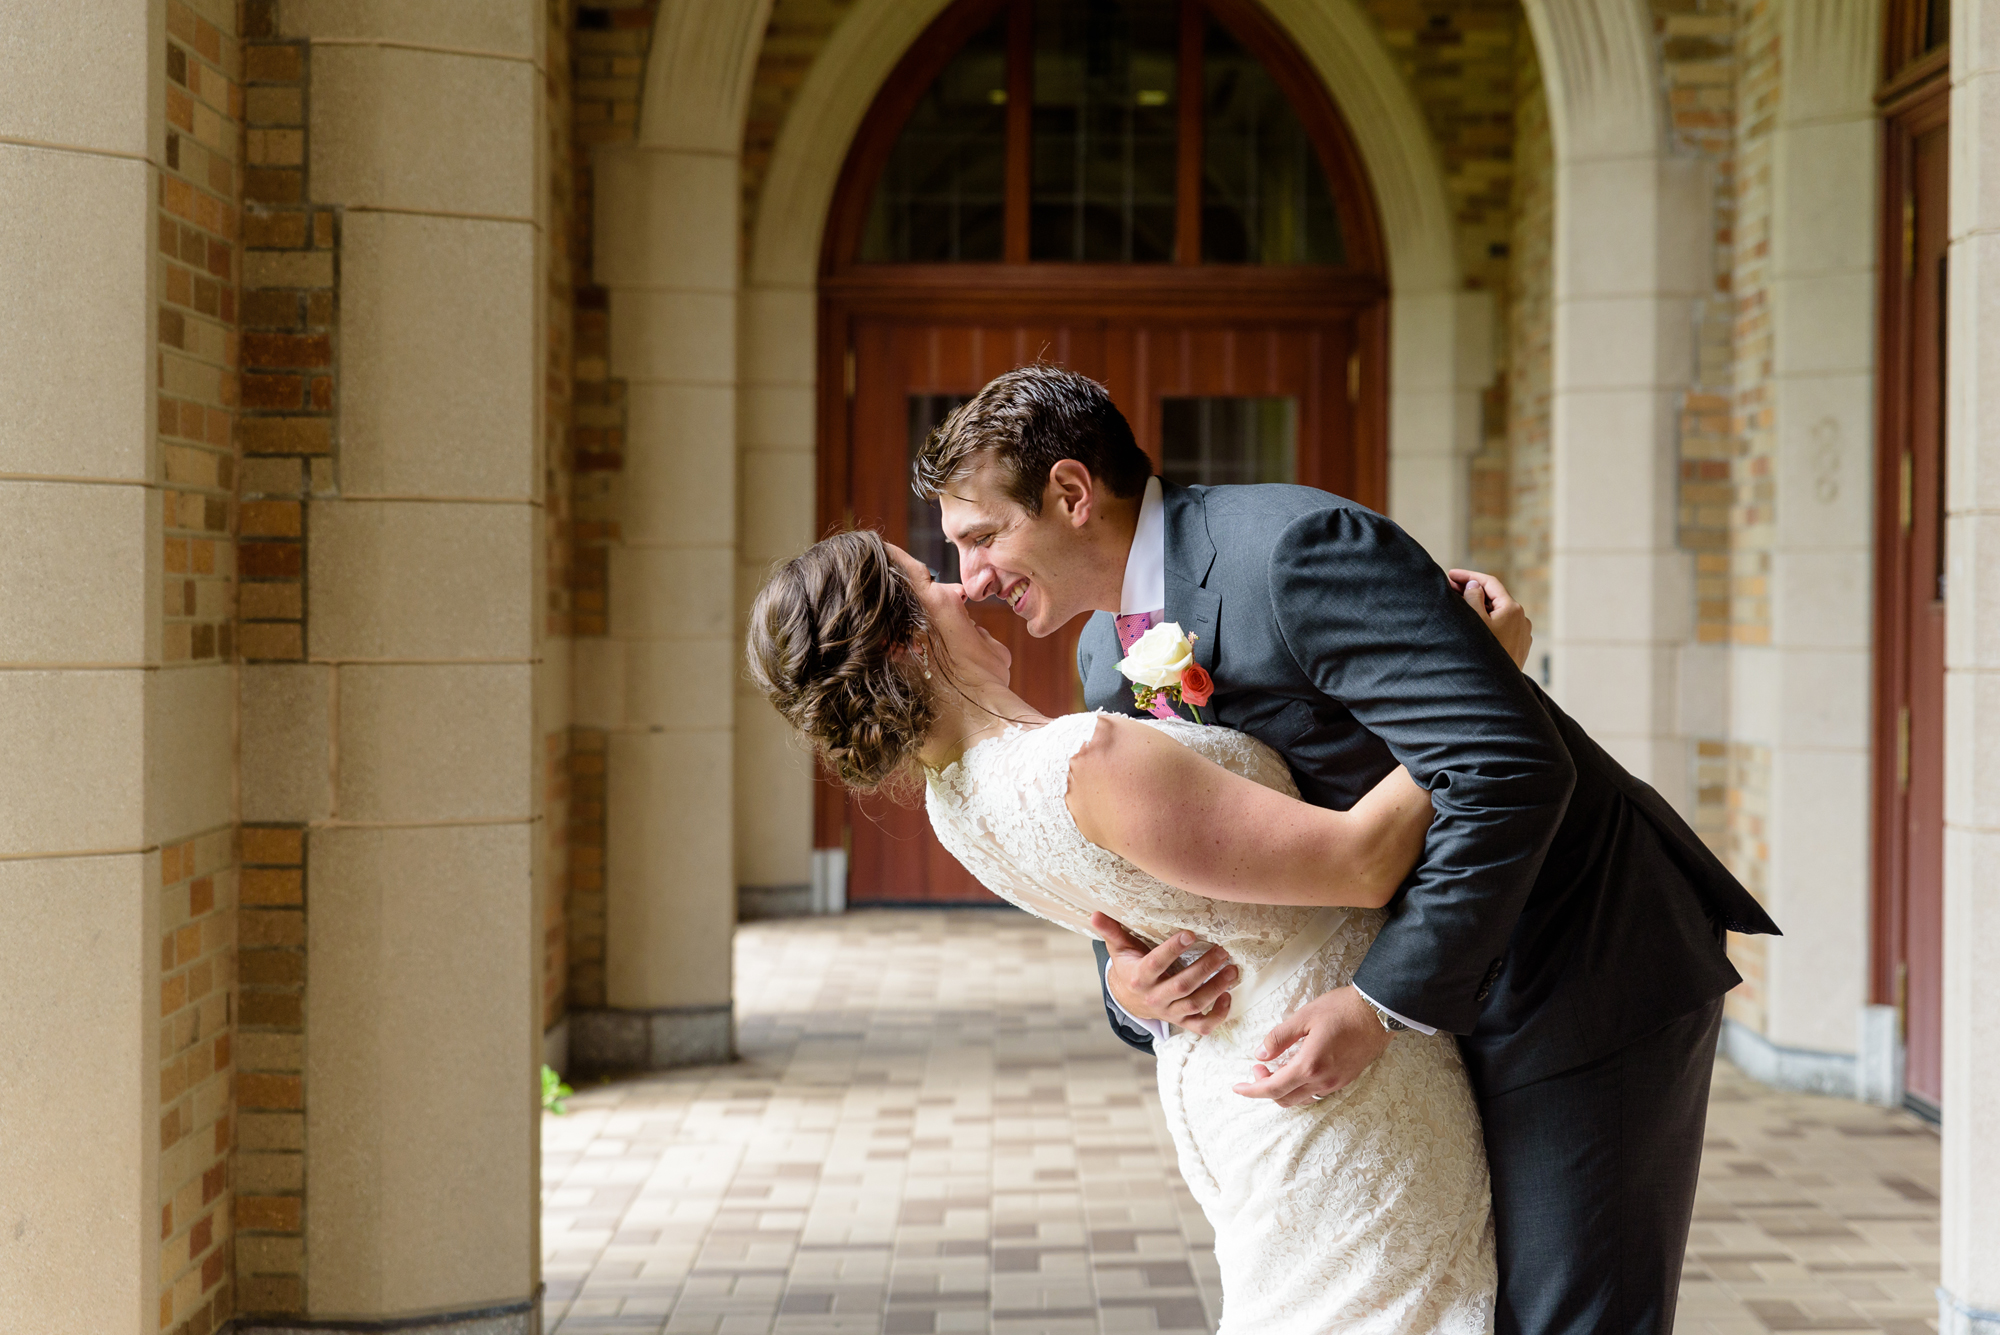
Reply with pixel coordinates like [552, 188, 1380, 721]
[737, 285, 823, 915]
[0, 5, 170, 1332]
[241, 2, 545, 1326]
[574, 138, 737, 1068]
[1941, 6, 2000, 1328]
[1726, 0, 1880, 1089]
[1526, 0, 1707, 810]
[1388, 289, 1494, 571]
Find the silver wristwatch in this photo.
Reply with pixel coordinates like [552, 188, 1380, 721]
[1362, 996, 1408, 1034]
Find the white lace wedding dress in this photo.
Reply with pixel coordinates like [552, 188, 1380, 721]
[926, 713, 1496, 1334]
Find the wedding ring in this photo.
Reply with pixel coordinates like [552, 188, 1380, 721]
[1309, 1093, 1326, 1102]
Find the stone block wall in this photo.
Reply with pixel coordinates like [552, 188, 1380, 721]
[1649, 0, 1781, 1007]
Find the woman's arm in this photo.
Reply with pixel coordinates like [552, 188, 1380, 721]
[1065, 716, 1432, 910]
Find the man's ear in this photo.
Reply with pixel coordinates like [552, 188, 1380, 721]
[1047, 459, 1096, 528]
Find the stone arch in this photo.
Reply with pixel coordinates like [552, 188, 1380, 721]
[745, 0, 1484, 560]
[727, 0, 1493, 901]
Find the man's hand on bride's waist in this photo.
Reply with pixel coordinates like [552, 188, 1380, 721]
[1093, 912, 1238, 1036]
[1232, 984, 1393, 1107]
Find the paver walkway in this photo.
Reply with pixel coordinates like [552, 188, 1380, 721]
[542, 910, 1941, 1334]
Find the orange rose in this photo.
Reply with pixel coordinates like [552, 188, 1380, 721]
[1179, 663, 1214, 707]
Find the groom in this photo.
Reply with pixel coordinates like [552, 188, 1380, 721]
[915, 365, 1779, 1335]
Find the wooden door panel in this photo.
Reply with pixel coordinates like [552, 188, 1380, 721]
[1874, 88, 1947, 1109]
[1900, 123, 1948, 1104]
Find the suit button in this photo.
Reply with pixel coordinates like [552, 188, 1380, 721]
[1475, 985, 1492, 1002]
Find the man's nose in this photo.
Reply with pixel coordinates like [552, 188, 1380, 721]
[958, 550, 998, 600]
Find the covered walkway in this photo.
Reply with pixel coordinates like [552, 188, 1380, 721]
[542, 913, 1942, 1335]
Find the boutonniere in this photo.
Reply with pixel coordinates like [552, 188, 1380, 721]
[1115, 621, 1215, 724]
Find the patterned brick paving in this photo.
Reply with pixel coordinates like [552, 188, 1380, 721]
[542, 911, 1940, 1334]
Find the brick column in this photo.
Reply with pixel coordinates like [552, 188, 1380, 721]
[229, 1, 547, 1329]
[1940, 6, 2000, 1329]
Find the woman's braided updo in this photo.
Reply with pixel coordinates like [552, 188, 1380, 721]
[747, 530, 938, 793]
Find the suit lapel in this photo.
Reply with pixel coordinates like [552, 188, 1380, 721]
[1161, 481, 1220, 672]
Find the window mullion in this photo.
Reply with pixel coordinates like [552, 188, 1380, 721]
[1175, 0, 1204, 264]
[1004, 0, 1033, 263]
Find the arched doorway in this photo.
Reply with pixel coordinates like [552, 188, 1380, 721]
[816, 0, 1388, 903]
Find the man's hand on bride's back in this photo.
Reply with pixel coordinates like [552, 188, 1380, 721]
[1232, 985, 1392, 1107]
[1093, 912, 1238, 1036]
[1448, 568, 1533, 670]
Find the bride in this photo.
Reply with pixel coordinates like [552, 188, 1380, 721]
[748, 528, 1531, 1334]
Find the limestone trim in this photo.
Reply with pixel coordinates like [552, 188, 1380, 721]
[568, 1002, 736, 1074]
[1943, 0, 2000, 1312]
[0, 132, 153, 163]
[1938, 1294, 2000, 1335]
[1782, 0, 1879, 123]
[635, 0, 775, 154]
[1719, 1016, 1860, 1099]
[234, 1289, 539, 1333]
[1519, 0, 1663, 163]
[302, 38, 541, 65]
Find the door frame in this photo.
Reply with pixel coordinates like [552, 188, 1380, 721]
[1869, 59, 1948, 1093]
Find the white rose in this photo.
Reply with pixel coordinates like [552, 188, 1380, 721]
[1116, 621, 1194, 688]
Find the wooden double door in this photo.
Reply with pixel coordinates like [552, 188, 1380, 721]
[824, 308, 1379, 903]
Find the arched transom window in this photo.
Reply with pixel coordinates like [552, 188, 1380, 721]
[847, 0, 1367, 268]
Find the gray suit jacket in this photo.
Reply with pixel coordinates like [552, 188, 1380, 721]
[1082, 482, 1778, 1095]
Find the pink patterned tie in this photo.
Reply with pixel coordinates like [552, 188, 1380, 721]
[1114, 609, 1179, 720]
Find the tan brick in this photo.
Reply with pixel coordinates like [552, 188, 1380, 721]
[241, 250, 331, 289]
[236, 1234, 303, 1272]
[236, 1031, 304, 1071]
[237, 416, 329, 455]
[237, 1073, 302, 1111]
[240, 869, 301, 906]
[244, 46, 302, 83]
[239, 583, 304, 620]
[241, 827, 304, 865]
[239, 500, 302, 537]
[244, 85, 302, 126]
[235, 1151, 304, 1194]
[238, 909, 304, 948]
[243, 210, 308, 248]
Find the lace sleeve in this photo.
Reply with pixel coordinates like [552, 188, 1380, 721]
[924, 715, 1107, 937]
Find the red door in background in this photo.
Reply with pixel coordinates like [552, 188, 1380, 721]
[1873, 40, 1947, 1114]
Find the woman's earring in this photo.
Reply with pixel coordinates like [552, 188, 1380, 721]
[918, 646, 932, 680]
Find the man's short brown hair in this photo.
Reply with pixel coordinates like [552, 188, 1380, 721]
[913, 364, 1154, 515]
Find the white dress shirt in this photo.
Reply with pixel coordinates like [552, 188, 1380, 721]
[1120, 475, 1167, 615]
[1098, 476, 1436, 1042]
